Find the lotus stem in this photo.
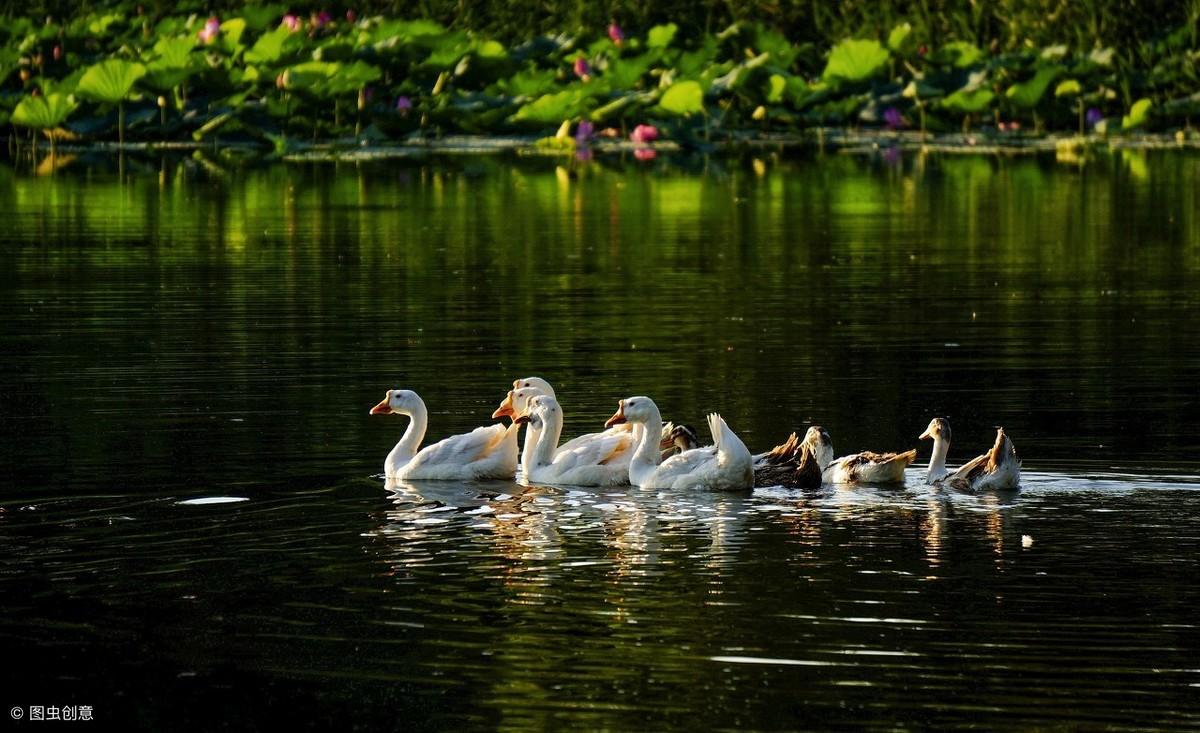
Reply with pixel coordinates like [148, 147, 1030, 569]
[119, 101, 125, 147]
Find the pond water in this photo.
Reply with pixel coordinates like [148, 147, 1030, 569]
[1, 150, 1199, 729]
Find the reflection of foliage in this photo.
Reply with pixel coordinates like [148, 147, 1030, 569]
[1, 6, 1197, 145]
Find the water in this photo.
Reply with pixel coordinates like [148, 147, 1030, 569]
[2, 150, 1199, 729]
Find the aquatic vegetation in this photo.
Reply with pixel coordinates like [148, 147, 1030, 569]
[1, 6, 1197, 150]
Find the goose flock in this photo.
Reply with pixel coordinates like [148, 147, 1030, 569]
[369, 378, 1022, 492]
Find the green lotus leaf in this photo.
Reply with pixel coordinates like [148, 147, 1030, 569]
[767, 74, 787, 103]
[607, 53, 656, 89]
[87, 13, 122, 37]
[750, 25, 799, 68]
[1122, 98, 1152, 129]
[12, 93, 77, 129]
[281, 61, 342, 94]
[475, 40, 507, 60]
[1006, 66, 1060, 108]
[219, 18, 247, 49]
[245, 25, 301, 65]
[152, 36, 197, 68]
[676, 38, 719, 78]
[324, 61, 382, 95]
[659, 80, 704, 115]
[647, 23, 678, 49]
[823, 38, 889, 83]
[498, 68, 559, 97]
[929, 41, 983, 68]
[241, 4, 286, 31]
[512, 88, 593, 124]
[1055, 79, 1082, 97]
[887, 23, 915, 55]
[940, 87, 994, 113]
[76, 59, 147, 104]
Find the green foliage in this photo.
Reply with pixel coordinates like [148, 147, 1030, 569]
[1122, 98, 1153, 129]
[941, 88, 994, 113]
[928, 41, 983, 68]
[659, 80, 704, 115]
[1006, 66, 1061, 108]
[0, 4, 1193, 144]
[512, 88, 593, 123]
[245, 26, 301, 65]
[887, 23, 915, 55]
[76, 59, 146, 104]
[12, 93, 77, 129]
[647, 24, 678, 49]
[823, 39, 889, 83]
[1055, 79, 1082, 97]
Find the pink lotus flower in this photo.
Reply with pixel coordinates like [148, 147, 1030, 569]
[282, 14, 302, 32]
[395, 95, 413, 115]
[634, 147, 657, 161]
[630, 124, 658, 144]
[608, 24, 625, 45]
[198, 16, 221, 44]
[345, 9, 357, 23]
[312, 11, 332, 29]
[573, 57, 591, 80]
[53, 45, 62, 61]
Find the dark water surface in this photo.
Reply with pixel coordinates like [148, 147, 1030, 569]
[1, 151, 1199, 730]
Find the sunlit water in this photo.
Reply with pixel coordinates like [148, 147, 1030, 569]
[2, 150, 1199, 729]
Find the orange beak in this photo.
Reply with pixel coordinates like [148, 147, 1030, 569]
[492, 391, 515, 420]
[369, 396, 391, 415]
[604, 401, 627, 428]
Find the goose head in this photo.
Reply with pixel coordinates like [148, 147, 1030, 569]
[919, 417, 951, 443]
[515, 394, 561, 428]
[801, 426, 834, 468]
[369, 389, 420, 416]
[493, 386, 544, 421]
[605, 396, 657, 428]
[511, 376, 556, 399]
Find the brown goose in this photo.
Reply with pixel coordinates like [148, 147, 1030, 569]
[919, 418, 1021, 491]
[663, 425, 822, 489]
[802, 426, 917, 484]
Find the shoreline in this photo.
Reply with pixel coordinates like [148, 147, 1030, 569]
[9, 129, 1199, 164]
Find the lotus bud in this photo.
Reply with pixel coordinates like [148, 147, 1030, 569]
[752, 105, 766, 121]
[573, 57, 591, 80]
[157, 95, 167, 108]
[630, 124, 658, 143]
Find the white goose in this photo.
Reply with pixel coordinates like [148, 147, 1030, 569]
[802, 426, 917, 484]
[492, 386, 556, 476]
[503, 376, 646, 467]
[919, 417, 1021, 490]
[604, 396, 753, 490]
[369, 389, 519, 480]
[517, 394, 630, 486]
